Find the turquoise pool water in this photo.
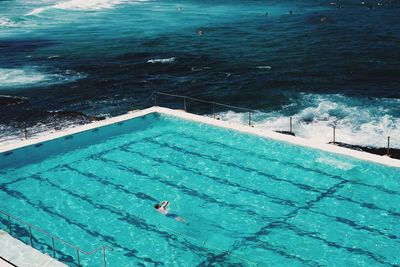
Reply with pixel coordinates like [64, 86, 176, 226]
[0, 113, 399, 266]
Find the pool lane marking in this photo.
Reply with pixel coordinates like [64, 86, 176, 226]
[120, 146, 300, 208]
[23, 173, 225, 262]
[98, 155, 279, 223]
[0, 131, 172, 190]
[95, 152, 329, 264]
[1, 180, 164, 265]
[63, 165, 158, 202]
[113, 146, 400, 244]
[3, 134, 400, 262]
[3, 176, 175, 264]
[218, 180, 398, 266]
[164, 129, 400, 197]
[140, 133, 400, 219]
[144, 138, 322, 194]
[100, 138, 400, 245]
[307, 209, 400, 243]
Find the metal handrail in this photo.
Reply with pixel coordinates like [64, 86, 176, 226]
[152, 91, 396, 155]
[154, 91, 255, 112]
[0, 209, 112, 266]
[153, 91, 256, 126]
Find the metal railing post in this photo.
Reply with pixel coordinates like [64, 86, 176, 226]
[52, 237, 56, 258]
[248, 112, 251, 126]
[103, 247, 107, 267]
[7, 215, 12, 235]
[77, 249, 81, 267]
[289, 117, 293, 133]
[212, 101, 215, 118]
[333, 126, 336, 144]
[183, 97, 187, 111]
[24, 124, 28, 140]
[29, 226, 33, 246]
[387, 136, 391, 156]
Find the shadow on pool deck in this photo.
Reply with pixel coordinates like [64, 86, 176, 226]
[275, 130, 399, 160]
[328, 142, 400, 160]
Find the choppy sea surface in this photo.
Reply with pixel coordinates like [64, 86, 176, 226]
[0, 0, 399, 148]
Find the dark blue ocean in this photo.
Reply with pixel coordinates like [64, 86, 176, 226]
[0, 0, 399, 147]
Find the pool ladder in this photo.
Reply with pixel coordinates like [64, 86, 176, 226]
[0, 209, 112, 267]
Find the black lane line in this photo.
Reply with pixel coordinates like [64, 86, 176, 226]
[150, 133, 400, 220]
[280, 222, 395, 267]
[1, 183, 164, 266]
[105, 135, 393, 266]
[121, 146, 300, 208]
[164, 131, 337, 189]
[308, 209, 400, 243]
[0, 132, 172, 191]
[146, 138, 322, 195]
[171, 130, 400, 197]
[99, 155, 279, 224]
[207, 179, 400, 267]
[98, 154, 318, 266]
[26, 174, 219, 262]
[200, 181, 348, 266]
[332, 194, 400, 218]
[63, 165, 158, 203]
[65, 159, 236, 233]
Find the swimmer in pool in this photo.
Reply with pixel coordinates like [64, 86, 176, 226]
[154, 201, 187, 223]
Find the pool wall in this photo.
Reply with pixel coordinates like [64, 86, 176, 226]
[0, 107, 399, 168]
[0, 111, 160, 169]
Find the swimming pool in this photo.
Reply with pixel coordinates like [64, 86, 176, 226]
[1, 111, 399, 266]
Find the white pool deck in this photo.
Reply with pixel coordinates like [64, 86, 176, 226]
[0, 230, 67, 267]
[0, 106, 399, 168]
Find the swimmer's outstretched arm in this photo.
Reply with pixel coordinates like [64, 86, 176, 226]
[160, 201, 169, 209]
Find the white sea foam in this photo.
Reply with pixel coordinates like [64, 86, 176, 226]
[147, 57, 176, 64]
[0, 68, 85, 89]
[26, 7, 50, 16]
[0, 17, 16, 27]
[53, 0, 127, 11]
[256, 66, 272, 70]
[217, 94, 400, 149]
[26, 0, 148, 15]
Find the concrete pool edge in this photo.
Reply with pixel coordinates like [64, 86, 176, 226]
[0, 106, 399, 168]
[0, 230, 67, 267]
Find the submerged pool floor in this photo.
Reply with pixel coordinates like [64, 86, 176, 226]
[0, 113, 399, 266]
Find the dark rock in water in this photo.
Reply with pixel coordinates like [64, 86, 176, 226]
[0, 95, 27, 106]
[51, 110, 106, 122]
[328, 142, 400, 160]
[276, 130, 296, 136]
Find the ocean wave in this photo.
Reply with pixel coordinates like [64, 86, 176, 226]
[54, 0, 127, 11]
[147, 57, 176, 64]
[26, 0, 148, 15]
[0, 17, 16, 27]
[26, 7, 50, 16]
[0, 68, 85, 90]
[256, 66, 272, 70]
[217, 94, 400, 149]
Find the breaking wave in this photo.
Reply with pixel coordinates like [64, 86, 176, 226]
[0, 68, 85, 90]
[26, 0, 148, 15]
[0, 17, 16, 27]
[147, 57, 176, 64]
[217, 94, 400, 149]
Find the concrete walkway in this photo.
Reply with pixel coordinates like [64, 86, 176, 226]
[0, 230, 67, 267]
